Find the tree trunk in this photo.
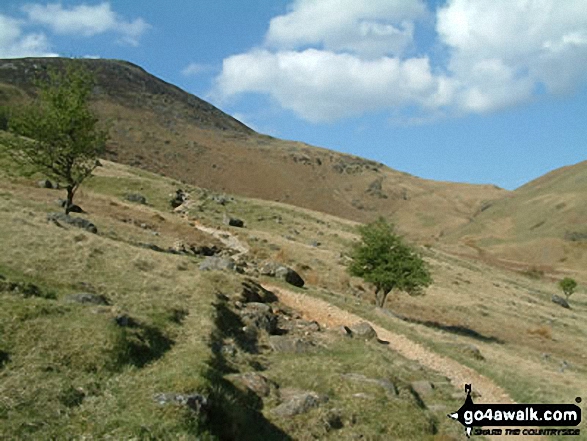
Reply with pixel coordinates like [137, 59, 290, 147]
[65, 185, 74, 215]
[375, 288, 390, 308]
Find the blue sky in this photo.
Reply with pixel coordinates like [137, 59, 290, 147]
[1, 0, 586, 190]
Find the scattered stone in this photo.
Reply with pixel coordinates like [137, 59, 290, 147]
[65, 293, 110, 305]
[190, 245, 221, 256]
[38, 179, 55, 189]
[124, 193, 147, 204]
[170, 189, 188, 209]
[348, 322, 377, 341]
[47, 213, 97, 234]
[55, 199, 67, 208]
[552, 294, 570, 309]
[259, 262, 305, 287]
[272, 390, 328, 417]
[341, 373, 397, 395]
[269, 335, 314, 353]
[309, 240, 321, 247]
[338, 326, 353, 337]
[239, 302, 278, 334]
[199, 257, 240, 273]
[233, 372, 274, 397]
[296, 320, 321, 332]
[223, 214, 245, 228]
[154, 393, 209, 415]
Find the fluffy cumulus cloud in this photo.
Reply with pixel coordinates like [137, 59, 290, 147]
[215, 0, 587, 122]
[22, 2, 150, 46]
[265, 0, 428, 58]
[0, 14, 57, 58]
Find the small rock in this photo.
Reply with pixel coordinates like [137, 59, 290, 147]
[233, 372, 274, 397]
[65, 293, 110, 305]
[47, 213, 97, 234]
[348, 322, 377, 340]
[269, 335, 314, 353]
[67, 205, 84, 214]
[223, 214, 244, 228]
[272, 390, 328, 417]
[275, 266, 305, 288]
[341, 373, 397, 395]
[458, 344, 485, 361]
[240, 303, 278, 334]
[124, 193, 147, 204]
[37, 179, 54, 189]
[552, 294, 570, 309]
[154, 393, 208, 415]
[199, 257, 238, 272]
[236, 279, 278, 303]
[114, 314, 138, 327]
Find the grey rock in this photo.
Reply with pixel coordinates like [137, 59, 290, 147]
[199, 257, 237, 272]
[269, 335, 314, 353]
[47, 213, 97, 234]
[38, 179, 54, 189]
[275, 266, 305, 287]
[66, 204, 84, 214]
[238, 279, 277, 303]
[341, 373, 397, 395]
[233, 372, 274, 397]
[552, 294, 570, 309]
[65, 293, 110, 305]
[223, 214, 244, 228]
[154, 393, 208, 414]
[240, 302, 278, 334]
[124, 193, 147, 204]
[190, 245, 221, 256]
[272, 390, 328, 417]
[348, 321, 377, 340]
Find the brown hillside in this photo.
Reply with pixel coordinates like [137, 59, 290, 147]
[0, 57, 506, 240]
[442, 160, 587, 278]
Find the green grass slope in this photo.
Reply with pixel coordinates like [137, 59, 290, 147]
[442, 160, 587, 278]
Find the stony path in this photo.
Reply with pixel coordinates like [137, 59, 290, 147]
[187, 221, 544, 440]
[264, 284, 546, 441]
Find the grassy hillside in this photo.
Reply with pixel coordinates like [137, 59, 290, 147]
[442, 160, 587, 278]
[1, 130, 585, 440]
[0, 57, 506, 242]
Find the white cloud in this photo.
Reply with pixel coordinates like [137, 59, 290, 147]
[266, 0, 428, 57]
[438, 0, 587, 111]
[181, 62, 212, 77]
[216, 49, 450, 123]
[217, 0, 587, 122]
[22, 2, 150, 46]
[0, 14, 57, 58]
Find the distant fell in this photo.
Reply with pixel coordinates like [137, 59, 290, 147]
[0, 57, 505, 240]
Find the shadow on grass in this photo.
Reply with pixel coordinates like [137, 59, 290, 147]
[383, 309, 503, 344]
[202, 298, 292, 441]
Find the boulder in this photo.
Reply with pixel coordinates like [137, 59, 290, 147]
[170, 189, 188, 208]
[154, 393, 209, 415]
[239, 302, 278, 334]
[261, 262, 305, 287]
[341, 373, 397, 395]
[199, 257, 237, 272]
[410, 380, 435, 398]
[348, 321, 377, 341]
[237, 279, 278, 303]
[223, 215, 244, 228]
[124, 193, 147, 204]
[37, 179, 54, 189]
[272, 390, 328, 417]
[552, 294, 570, 309]
[47, 213, 97, 234]
[66, 204, 84, 214]
[233, 372, 274, 397]
[190, 245, 221, 256]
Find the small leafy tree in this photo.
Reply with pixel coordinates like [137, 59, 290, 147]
[559, 277, 577, 301]
[7, 61, 107, 214]
[347, 218, 432, 307]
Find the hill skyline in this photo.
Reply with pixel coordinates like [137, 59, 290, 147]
[0, 0, 586, 190]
